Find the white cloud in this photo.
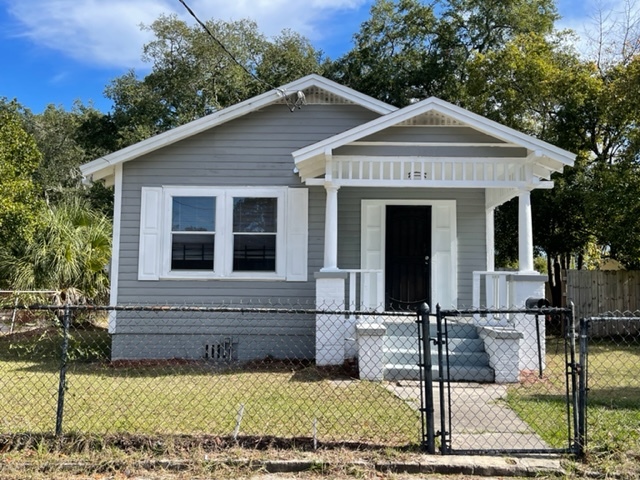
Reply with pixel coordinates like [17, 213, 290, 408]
[7, 0, 173, 67]
[6, 0, 369, 69]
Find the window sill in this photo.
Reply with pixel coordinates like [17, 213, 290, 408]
[158, 273, 287, 282]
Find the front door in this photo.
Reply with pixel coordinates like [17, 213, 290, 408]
[385, 205, 432, 310]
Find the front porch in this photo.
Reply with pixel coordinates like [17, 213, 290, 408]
[314, 269, 545, 383]
[290, 96, 574, 383]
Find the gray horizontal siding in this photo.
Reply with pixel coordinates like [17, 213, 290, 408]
[111, 311, 315, 361]
[117, 104, 376, 309]
[335, 145, 527, 157]
[337, 125, 528, 158]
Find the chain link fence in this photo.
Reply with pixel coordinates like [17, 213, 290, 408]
[420, 306, 580, 455]
[0, 301, 420, 447]
[580, 312, 640, 463]
[2, 297, 636, 460]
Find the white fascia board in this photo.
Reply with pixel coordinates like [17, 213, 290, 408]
[80, 74, 396, 181]
[80, 89, 286, 179]
[293, 96, 576, 169]
[293, 99, 432, 164]
[80, 161, 114, 181]
[426, 99, 576, 167]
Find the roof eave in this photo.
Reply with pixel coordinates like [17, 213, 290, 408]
[80, 74, 398, 181]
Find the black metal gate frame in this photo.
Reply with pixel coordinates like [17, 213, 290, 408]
[417, 303, 586, 456]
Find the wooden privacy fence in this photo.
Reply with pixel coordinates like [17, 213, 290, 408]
[564, 270, 640, 336]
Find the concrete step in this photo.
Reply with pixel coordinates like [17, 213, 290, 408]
[383, 321, 479, 339]
[385, 348, 490, 366]
[384, 364, 495, 382]
[384, 336, 485, 352]
[381, 320, 493, 382]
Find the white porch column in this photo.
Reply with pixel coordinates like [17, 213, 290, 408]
[486, 206, 495, 272]
[322, 182, 340, 271]
[518, 189, 534, 273]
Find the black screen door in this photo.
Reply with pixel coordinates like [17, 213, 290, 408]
[385, 205, 432, 310]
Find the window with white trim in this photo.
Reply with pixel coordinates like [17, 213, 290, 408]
[171, 196, 216, 270]
[232, 197, 277, 272]
[138, 186, 308, 282]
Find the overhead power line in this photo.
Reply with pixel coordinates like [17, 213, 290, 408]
[177, 0, 271, 89]
[176, 0, 306, 112]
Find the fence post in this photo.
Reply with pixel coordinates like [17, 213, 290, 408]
[576, 316, 588, 457]
[55, 304, 70, 436]
[435, 304, 449, 454]
[419, 302, 435, 454]
[566, 302, 581, 453]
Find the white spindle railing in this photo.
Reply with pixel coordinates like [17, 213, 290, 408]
[472, 271, 513, 308]
[472, 271, 513, 325]
[341, 269, 384, 312]
[332, 157, 530, 185]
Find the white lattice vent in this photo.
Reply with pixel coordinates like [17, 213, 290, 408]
[205, 337, 234, 361]
[278, 87, 355, 105]
[399, 111, 464, 126]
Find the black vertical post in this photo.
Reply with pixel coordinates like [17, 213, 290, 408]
[535, 313, 543, 378]
[567, 303, 580, 451]
[576, 316, 588, 457]
[55, 304, 70, 436]
[416, 306, 426, 445]
[435, 304, 448, 454]
[419, 302, 435, 454]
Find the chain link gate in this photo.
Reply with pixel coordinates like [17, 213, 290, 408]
[418, 303, 584, 455]
[578, 314, 640, 461]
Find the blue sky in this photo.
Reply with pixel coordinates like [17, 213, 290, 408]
[0, 0, 632, 114]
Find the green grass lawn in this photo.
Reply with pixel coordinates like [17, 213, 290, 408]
[506, 335, 640, 478]
[0, 325, 419, 446]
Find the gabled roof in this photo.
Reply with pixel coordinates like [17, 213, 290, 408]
[80, 74, 397, 181]
[292, 96, 576, 181]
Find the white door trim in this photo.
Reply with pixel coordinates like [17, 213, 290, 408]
[360, 199, 458, 309]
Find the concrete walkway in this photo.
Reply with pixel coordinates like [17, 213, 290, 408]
[387, 381, 548, 451]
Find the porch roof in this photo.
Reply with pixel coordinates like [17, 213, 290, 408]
[292, 97, 576, 192]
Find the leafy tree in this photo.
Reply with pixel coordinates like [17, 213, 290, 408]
[254, 30, 323, 88]
[25, 104, 86, 204]
[105, 15, 324, 147]
[328, 0, 560, 106]
[327, 0, 440, 106]
[0, 101, 43, 250]
[464, 32, 596, 273]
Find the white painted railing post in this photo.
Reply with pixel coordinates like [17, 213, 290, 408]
[356, 323, 387, 381]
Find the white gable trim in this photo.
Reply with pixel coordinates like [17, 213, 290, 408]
[80, 75, 396, 181]
[293, 97, 575, 174]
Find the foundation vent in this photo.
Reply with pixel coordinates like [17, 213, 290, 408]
[205, 337, 234, 362]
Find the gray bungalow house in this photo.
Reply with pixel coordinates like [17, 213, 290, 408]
[80, 74, 575, 379]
